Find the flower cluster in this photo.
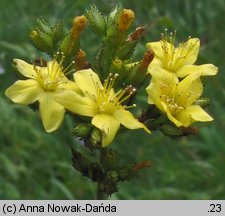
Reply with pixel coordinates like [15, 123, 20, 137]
[146, 31, 218, 127]
[5, 7, 218, 148]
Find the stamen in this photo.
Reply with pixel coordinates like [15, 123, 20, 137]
[63, 60, 75, 75]
[31, 54, 75, 91]
[95, 73, 136, 114]
[124, 103, 136, 109]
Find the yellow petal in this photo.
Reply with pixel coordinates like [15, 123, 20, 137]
[175, 105, 213, 127]
[39, 92, 65, 132]
[161, 102, 183, 127]
[5, 79, 42, 104]
[92, 114, 120, 147]
[54, 90, 97, 117]
[146, 82, 164, 111]
[73, 69, 103, 97]
[146, 68, 178, 112]
[176, 73, 203, 107]
[149, 67, 178, 98]
[150, 67, 178, 86]
[13, 59, 36, 78]
[59, 78, 80, 92]
[175, 38, 200, 66]
[146, 41, 168, 60]
[113, 109, 151, 133]
[147, 58, 163, 74]
[176, 64, 218, 77]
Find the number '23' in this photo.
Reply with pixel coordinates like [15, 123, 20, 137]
[209, 204, 221, 212]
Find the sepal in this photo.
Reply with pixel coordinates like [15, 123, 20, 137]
[86, 5, 106, 36]
[194, 98, 210, 108]
[90, 127, 102, 147]
[73, 123, 92, 138]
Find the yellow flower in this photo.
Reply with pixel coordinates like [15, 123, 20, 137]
[55, 69, 150, 147]
[5, 57, 78, 132]
[146, 34, 218, 77]
[146, 68, 213, 127]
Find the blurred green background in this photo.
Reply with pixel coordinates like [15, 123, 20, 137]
[0, 0, 225, 199]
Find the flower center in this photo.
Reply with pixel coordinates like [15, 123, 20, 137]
[160, 94, 184, 114]
[159, 81, 184, 114]
[94, 73, 136, 114]
[160, 30, 198, 72]
[33, 53, 75, 91]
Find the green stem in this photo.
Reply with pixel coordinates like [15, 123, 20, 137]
[97, 181, 105, 200]
[96, 148, 106, 200]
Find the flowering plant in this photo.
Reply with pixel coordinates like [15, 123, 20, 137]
[5, 6, 217, 199]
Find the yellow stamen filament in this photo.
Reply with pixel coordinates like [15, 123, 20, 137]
[160, 29, 199, 71]
[159, 80, 187, 114]
[92, 73, 136, 114]
[160, 94, 184, 114]
[33, 52, 74, 91]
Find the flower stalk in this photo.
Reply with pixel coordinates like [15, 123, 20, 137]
[97, 148, 107, 200]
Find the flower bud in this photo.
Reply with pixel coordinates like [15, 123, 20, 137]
[72, 123, 92, 138]
[112, 57, 123, 69]
[30, 19, 65, 56]
[71, 15, 87, 39]
[117, 9, 135, 31]
[29, 29, 54, 54]
[110, 58, 123, 77]
[60, 16, 87, 58]
[161, 124, 183, 137]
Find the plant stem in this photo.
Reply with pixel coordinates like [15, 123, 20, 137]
[97, 181, 105, 200]
[96, 148, 106, 200]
